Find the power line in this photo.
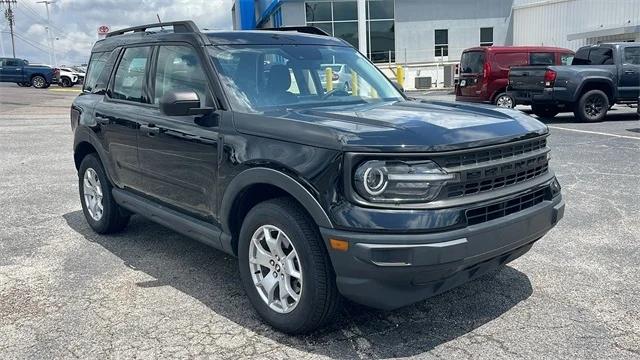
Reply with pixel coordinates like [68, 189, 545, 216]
[36, 0, 55, 65]
[0, 0, 17, 57]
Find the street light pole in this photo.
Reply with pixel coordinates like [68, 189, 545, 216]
[36, 0, 56, 66]
[0, 0, 17, 58]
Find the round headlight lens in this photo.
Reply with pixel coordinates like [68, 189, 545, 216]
[363, 167, 388, 195]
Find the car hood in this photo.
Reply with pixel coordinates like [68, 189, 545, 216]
[234, 100, 548, 152]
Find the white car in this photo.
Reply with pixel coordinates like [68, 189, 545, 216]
[319, 64, 353, 92]
[58, 67, 85, 87]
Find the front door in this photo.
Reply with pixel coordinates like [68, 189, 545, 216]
[0, 58, 24, 82]
[620, 46, 640, 100]
[137, 44, 219, 221]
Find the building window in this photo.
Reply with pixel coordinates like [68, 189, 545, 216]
[272, 7, 283, 28]
[304, 1, 395, 63]
[480, 27, 493, 46]
[435, 29, 448, 57]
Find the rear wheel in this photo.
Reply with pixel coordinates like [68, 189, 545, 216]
[494, 92, 515, 108]
[78, 154, 130, 234]
[532, 104, 559, 119]
[31, 75, 48, 89]
[574, 89, 609, 122]
[238, 198, 340, 334]
[60, 77, 72, 87]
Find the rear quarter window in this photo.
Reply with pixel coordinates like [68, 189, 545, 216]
[84, 52, 110, 93]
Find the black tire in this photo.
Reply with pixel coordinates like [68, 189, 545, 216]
[574, 89, 609, 122]
[61, 77, 72, 87]
[238, 198, 340, 334]
[78, 153, 130, 234]
[532, 104, 560, 119]
[494, 92, 515, 108]
[16, 82, 25, 87]
[31, 75, 48, 89]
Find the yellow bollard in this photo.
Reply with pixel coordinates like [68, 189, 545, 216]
[350, 70, 358, 96]
[325, 67, 333, 92]
[396, 65, 405, 90]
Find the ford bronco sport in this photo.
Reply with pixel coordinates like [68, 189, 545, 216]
[71, 21, 564, 334]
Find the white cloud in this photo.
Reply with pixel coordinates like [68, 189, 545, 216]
[0, 0, 233, 65]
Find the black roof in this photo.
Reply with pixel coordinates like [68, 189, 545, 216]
[92, 28, 349, 53]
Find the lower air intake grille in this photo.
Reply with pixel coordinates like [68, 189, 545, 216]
[466, 187, 549, 225]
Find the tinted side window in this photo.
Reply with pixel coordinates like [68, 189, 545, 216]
[572, 48, 590, 65]
[561, 54, 574, 65]
[84, 52, 109, 93]
[5, 59, 20, 66]
[154, 45, 208, 104]
[494, 52, 528, 69]
[588, 48, 614, 65]
[112, 47, 151, 103]
[530, 52, 555, 65]
[624, 47, 640, 65]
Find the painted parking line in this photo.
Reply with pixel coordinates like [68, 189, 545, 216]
[49, 88, 81, 92]
[548, 126, 640, 141]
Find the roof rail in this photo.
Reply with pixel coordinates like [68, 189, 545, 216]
[260, 26, 330, 36]
[106, 20, 199, 38]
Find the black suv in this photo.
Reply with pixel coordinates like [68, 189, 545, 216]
[71, 21, 564, 334]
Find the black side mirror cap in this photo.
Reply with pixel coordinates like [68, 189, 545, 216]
[160, 90, 213, 116]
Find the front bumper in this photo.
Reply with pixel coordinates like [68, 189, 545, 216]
[320, 194, 564, 310]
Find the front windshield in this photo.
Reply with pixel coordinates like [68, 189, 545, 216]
[208, 44, 404, 113]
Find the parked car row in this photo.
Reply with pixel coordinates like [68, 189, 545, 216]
[454, 43, 640, 122]
[0, 57, 86, 88]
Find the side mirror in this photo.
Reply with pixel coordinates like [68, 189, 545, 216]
[392, 81, 404, 93]
[159, 90, 213, 116]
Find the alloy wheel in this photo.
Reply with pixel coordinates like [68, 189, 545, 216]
[496, 95, 514, 108]
[584, 94, 605, 119]
[249, 225, 303, 314]
[83, 168, 104, 221]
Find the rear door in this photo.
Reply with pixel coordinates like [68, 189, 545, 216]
[137, 44, 220, 221]
[458, 50, 485, 98]
[620, 46, 640, 100]
[93, 45, 153, 191]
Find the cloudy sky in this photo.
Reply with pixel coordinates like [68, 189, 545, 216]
[0, 0, 233, 66]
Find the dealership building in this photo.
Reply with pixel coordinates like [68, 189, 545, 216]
[231, 0, 640, 89]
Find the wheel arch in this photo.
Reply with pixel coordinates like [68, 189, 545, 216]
[490, 87, 508, 103]
[576, 79, 615, 103]
[220, 167, 333, 255]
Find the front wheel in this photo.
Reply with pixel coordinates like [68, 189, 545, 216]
[238, 198, 340, 334]
[60, 77, 72, 87]
[574, 89, 609, 122]
[531, 104, 560, 119]
[494, 92, 515, 108]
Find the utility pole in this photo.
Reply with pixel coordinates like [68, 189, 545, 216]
[36, 0, 55, 66]
[1, 0, 17, 58]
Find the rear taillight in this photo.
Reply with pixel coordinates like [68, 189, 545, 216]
[482, 62, 491, 85]
[544, 69, 556, 87]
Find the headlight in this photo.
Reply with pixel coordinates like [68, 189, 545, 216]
[353, 160, 457, 203]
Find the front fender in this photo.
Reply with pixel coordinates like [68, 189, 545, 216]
[219, 167, 334, 236]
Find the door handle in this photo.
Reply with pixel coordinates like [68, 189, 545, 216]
[140, 124, 161, 136]
[624, 70, 636, 74]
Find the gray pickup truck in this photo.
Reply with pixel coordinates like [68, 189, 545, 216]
[508, 43, 640, 122]
[0, 57, 55, 88]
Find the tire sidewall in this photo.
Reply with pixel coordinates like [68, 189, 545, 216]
[577, 90, 609, 122]
[238, 202, 325, 332]
[78, 154, 116, 233]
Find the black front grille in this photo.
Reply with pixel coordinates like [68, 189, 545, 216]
[446, 154, 549, 197]
[466, 187, 549, 225]
[439, 137, 547, 168]
[432, 137, 550, 199]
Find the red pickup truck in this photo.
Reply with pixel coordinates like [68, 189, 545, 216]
[456, 46, 574, 108]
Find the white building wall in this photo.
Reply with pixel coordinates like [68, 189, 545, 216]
[513, 0, 640, 51]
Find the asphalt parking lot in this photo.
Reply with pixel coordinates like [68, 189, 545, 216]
[1, 83, 639, 359]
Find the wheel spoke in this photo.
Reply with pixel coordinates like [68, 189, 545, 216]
[250, 240, 273, 268]
[284, 252, 302, 280]
[278, 277, 290, 306]
[258, 274, 278, 302]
